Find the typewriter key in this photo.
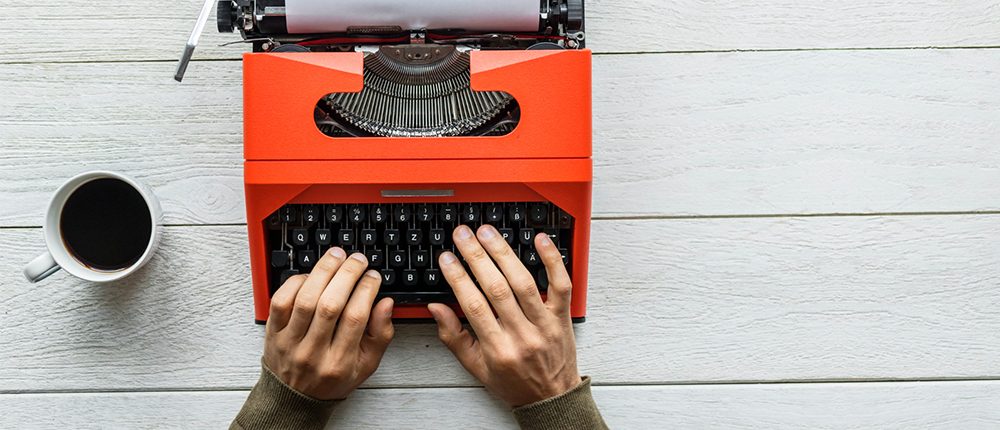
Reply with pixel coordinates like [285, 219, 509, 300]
[429, 229, 446, 245]
[292, 229, 308, 246]
[361, 229, 377, 246]
[384, 229, 400, 245]
[394, 205, 411, 222]
[508, 204, 525, 222]
[315, 229, 332, 246]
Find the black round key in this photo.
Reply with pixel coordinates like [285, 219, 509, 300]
[530, 204, 547, 223]
[384, 229, 400, 245]
[371, 205, 389, 223]
[508, 204, 525, 222]
[417, 204, 434, 222]
[522, 250, 540, 266]
[367, 249, 384, 267]
[380, 269, 396, 286]
[395, 205, 411, 223]
[303, 205, 320, 223]
[297, 250, 316, 267]
[315, 229, 332, 245]
[519, 228, 534, 245]
[390, 250, 407, 267]
[439, 204, 457, 223]
[326, 205, 343, 223]
[406, 229, 423, 246]
[271, 250, 290, 267]
[424, 269, 441, 286]
[348, 205, 365, 223]
[402, 269, 418, 287]
[412, 250, 429, 267]
[292, 229, 309, 246]
[360, 229, 377, 246]
[429, 228, 446, 245]
[279, 206, 297, 223]
[485, 204, 503, 222]
[462, 204, 480, 222]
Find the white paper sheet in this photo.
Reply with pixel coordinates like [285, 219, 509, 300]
[284, 0, 541, 34]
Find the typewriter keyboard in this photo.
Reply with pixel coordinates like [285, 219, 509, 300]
[266, 202, 573, 304]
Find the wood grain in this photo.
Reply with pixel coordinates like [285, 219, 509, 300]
[2, 49, 998, 227]
[3, 0, 1000, 63]
[3, 215, 998, 392]
[3, 381, 1000, 429]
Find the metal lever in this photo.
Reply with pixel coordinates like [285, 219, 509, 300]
[174, 0, 217, 82]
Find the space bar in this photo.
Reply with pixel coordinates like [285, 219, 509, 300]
[376, 292, 457, 304]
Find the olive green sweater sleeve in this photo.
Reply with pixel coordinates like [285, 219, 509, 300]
[511, 376, 609, 430]
[230, 359, 342, 430]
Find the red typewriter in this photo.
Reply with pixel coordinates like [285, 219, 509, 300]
[177, 0, 591, 323]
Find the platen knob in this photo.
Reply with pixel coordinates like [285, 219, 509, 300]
[217, 0, 235, 33]
[566, 0, 584, 30]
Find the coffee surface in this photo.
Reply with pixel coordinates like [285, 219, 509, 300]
[60, 178, 152, 271]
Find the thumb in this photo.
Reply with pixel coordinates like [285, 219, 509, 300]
[359, 297, 394, 376]
[428, 303, 487, 382]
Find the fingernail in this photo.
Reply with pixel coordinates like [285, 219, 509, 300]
[479, 225, 496, 240]
[440, 252, 457, 264]
[539, 234, 552, 247]
[427, 304, 440, 321]
[365, 270, 380, 279]
[351, 253, 367, 262]
[329, 247, 346, 259]
[455, 225, 472, 239]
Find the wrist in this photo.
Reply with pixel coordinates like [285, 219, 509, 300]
[512, 376, 608, 430]
[231, 358, 343, 430]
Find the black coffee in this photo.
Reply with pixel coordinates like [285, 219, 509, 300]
[60, 178, 152, 271]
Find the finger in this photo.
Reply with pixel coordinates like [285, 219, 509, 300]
[303, 252, 370, 344]
[428, 303, 488, 382]
[358, 297, 395, 378]
[536, 233, 573, 317]
[438, 251, 501, 339]
[285, 247, 348, 338]
[477, 225, 547, 323]
[451, 225, 526, 325]
[267, 273, 308, 334]
[331, 269, 383, 351]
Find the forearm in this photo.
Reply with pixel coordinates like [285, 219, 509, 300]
[231, 359, 343, 430]
[512, 376, 609, 430]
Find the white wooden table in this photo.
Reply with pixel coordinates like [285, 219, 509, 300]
[2, 1, 999, 428]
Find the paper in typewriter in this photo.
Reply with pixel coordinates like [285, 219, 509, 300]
[285, 0, 541, 34]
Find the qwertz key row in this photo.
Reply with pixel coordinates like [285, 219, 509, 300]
[266, 202, 573, 304]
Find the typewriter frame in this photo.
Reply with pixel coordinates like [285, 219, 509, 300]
[244, 49, 591, 323]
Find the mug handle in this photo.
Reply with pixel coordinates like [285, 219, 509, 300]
[24, 252, 61, 283]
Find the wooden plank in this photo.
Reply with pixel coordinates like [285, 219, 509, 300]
[3, 381, 1000, 429]
[586, 0, 1000, 53]
[2, 49, 999, 226]
[4, 1, 1000, 63]
[2, 215, 998, 392]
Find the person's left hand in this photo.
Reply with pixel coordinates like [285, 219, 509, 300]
[263, 248, 395, 400]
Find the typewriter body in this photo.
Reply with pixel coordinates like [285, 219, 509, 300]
[193, 0, 591, 323]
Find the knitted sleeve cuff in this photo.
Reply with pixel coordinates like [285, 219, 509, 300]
[230, 358, 343, 430]
[511, 376, 609, 430]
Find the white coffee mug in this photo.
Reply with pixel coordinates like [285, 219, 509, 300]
[24, 171, 163, 283]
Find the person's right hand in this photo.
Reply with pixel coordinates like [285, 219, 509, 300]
[428, 225, 582, 407]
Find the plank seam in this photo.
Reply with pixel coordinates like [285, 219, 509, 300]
[3, 210, 1000, 230]
[4, 377, 1000, 395]
[1, 45, 998, 65]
